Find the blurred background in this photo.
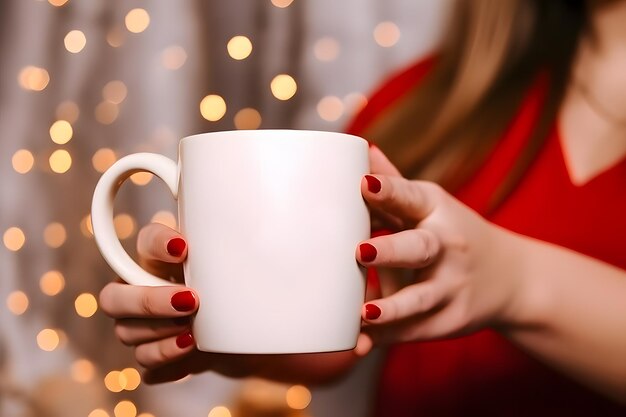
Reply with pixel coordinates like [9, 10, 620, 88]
[0, 1, 450, 416]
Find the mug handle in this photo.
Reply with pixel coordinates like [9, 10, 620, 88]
[91, 153, 179, 286]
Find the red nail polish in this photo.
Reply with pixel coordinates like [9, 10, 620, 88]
[176, 331, 195, 349]
[167, 237, 186, 257]
[171, 291, 196, 312]
[360, 243, 377, 262]
[365, 304, 381, 320]
[365, 175, 381, 193]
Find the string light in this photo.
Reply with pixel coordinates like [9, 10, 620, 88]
[56, 101, 80, 124]
[151, 210, 177, 229]
[6, 291, 29, 315]
[107, 27, 125, 48]
[49, 120, 73, 144]
[317, 95, 344, 121]
[137, 414, 155, 417]
[49, 149, 72, 173]
[75, 293, 98, 318]
[71, 359, 96, 383]
[313, 37, 340, 62]
[344, 92, 368, 114]
[125, 8, 150, 34]
[227, 36, 253, 60]
[12, 149, 34, 174]
[200, 94, 227, 122]
[285, 385, 312, 409]
[92, 148, 117, 173]
[114, 400, 137, 417]
[161, 45, 188, 70]
[114, 214, 136, 239]
[95, 101, 119, 125]
[121, 368, 141, 391]
[3, 227, 25, 251]
[271, 0, 294, 8]
[18, 66, 50, 91]
[43, 222, 67, 248]
[374, 21, 401, 47]
[64, 30, 87, 53]
[48, 0, 69, 6]
[40, 270, 65, 296]
[37, 328, 60, 351]
[130, 172, 153, 186]
[105, 371, 125, 393]
[270, 74, 297, 100]
[208, 406, 231, 417]
[103, 81, 128, 104]
[88, 410, 110, 417]
[234, 108, 262, 130]
[80, 214, 94, 238]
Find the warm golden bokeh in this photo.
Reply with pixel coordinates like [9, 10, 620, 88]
[227, 36, 253, 60]
[37, 328, 60, 352]
[313, 37, 340, 61]
[151, 210, 177, 229]
[49, 149, 72, 173]
[103, 80, 128, 104]
[107, 27, 125, 48]
[48, 0, 69, 6]
[12, 149, 35, 174]
[161, 45, 188, 70]
[121, 368, 141, 391]
[40, 270, 66, 296]
[92, 148, 117, 173]
[374, 21, 401, 47]
[271, 0, 294, 8]
[104, 370, 125, 393]
[71, 359, 96, 383]
[64, 30, 87, 53]
[200, 94, 227, 121]
[88, 409, 110, 417]
[56, 101, 80, 124]
[125, 8, 150, 34]
[208, 406, 232, 417]
[75, 293, 98, 318]
[114, 400, 137, 417]
[114, 214, 136, 240]
[18, 66, 50, 91]
[130, 172, 153, 186]
[6, 291, 29, 315]
[95, 101, 120, 125]
[4, 227, 26, 251]
[234, 107, 262, 130]
[317, 95, 344, 121]
[285, 385, 312, 410]
[43, 222, 67, 248]
[270, 74, 297, 100]
[80, 214, 94, 238]
[49, 120, 73, 144]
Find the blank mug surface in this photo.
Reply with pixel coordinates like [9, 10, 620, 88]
[91, 129, 370, 354]
[179, 130, 370, 353]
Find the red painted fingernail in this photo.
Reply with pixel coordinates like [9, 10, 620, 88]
[171, 291, 196, 312]
[365, 304, 381, 320]
[166, 237, 186, 257]
[176, 331, 195, 349]
[365, 175, 381, 193]
[360, 243, 377, 262]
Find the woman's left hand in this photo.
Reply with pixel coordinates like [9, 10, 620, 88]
[356, 148, 526, 354]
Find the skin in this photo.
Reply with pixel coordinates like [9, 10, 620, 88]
[99, 0, 626, 403]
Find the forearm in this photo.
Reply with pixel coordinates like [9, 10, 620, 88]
[500, 230, 626, 403]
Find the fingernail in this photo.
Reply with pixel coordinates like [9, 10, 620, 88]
[365, 304, 381, 320]
[171, 291, 196, 312]
[365, 175, 381, 193]
[360, 243, 377, 262]
[176, 331, 195, 349]
[166, 237, 186, 257]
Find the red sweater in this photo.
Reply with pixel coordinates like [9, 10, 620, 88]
[346, 58, 626, 416]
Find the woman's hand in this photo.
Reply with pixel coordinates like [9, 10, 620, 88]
[99, 223, 359, 384]
[356, 149, 526, 354]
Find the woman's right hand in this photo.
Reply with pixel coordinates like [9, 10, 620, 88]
[99, 223, 359, 384]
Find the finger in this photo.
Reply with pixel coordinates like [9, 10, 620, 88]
[357, 229, 440, 268]
[362, 175, 439, 225]
[369, 145, 402, 177]
[354, 333, 374, 357]
[134, 331, 196, 369]
[362, 281, 446, 324]
[137, 223, 187, 263]
[114, 317, 191, 346]
[99, 282, 198, 319]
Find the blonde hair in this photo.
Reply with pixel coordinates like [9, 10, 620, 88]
[366, 0, 586, 210]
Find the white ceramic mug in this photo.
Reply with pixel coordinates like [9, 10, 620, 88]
[91, 129, 370, 354]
